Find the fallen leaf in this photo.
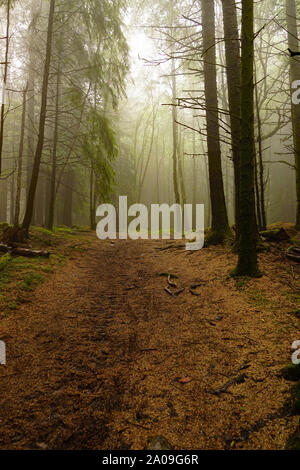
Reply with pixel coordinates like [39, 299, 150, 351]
[178, 377, 192, 384]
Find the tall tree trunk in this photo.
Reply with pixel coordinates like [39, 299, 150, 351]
[0, 0, 10, 176]
[90, 165, 96, 230]
[171, 56, 181, 205]
[221, 0, 241, 235]
[14, 84, 28, 226]
[0, 180, 7, 221]
[254, 152, 262, 230]
[155, 136, 160, 203]
[178, 130, 186, 205]
[26, 1, 39, 225]
[201, 0, 229, 243]
[234, 0, 260, 277]
[192, 120, 196, 207]
[63, 169, 73, 227]
[286, 0, 300, 229]
[10, 174, 14, 224]
[46, 49, 62, 230]
[22, 0, 56, 235]
[254, 69, 267, 230]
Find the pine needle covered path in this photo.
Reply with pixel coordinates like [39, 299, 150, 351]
[0, 235, 299, 450]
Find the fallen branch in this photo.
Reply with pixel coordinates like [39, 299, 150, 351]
[260, 228, 290, 242]
[173, 287, 185, 296]
[157, 272, 179, 279]
[286, 252, 300, 262]
[207, 362, 251, 397]
[124, 419, 150, 431]
[164, 287, 174, 296]
[168, 275, 177, 288]
[164, 286, 185, 297]
[189, 288, 201, 296]
[0, 243, 50, 258]
[286, 247, 300, 262]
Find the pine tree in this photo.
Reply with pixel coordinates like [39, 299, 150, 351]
[233, 0, 260, 277]
[286, 0, 300, 230]
[201, 0, 229, 244]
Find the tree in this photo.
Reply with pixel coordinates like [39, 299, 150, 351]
[233, 0, 260, 277]
[22, 0, 56, 235]
[286, 0, 300, 229]
[46, 25, 63, 230]
[0, 0, 10, 176]
[201, 0, 229, 243]
[221, 0, 241, 236]
[14, 83, 28, 226]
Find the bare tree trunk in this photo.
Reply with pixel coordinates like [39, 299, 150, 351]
[90, 165, 95, 230]
[192, 121, 196, 207]
[201, 0, 229, 243]
[63, 169, 73, 227]
[254, 70, 267, 230]
[0, 0, 10, 176]
[178, 130, 186, 205]
[46, 48, 62, 230]
[254, 152, 262, 230]
[26, 1, 39, 225]
[14, 84, 28, 226]
[10, 171, 14, 223]
[234, 0, 260, 277]
[22, 0, 56, 235]
[286, 0, 300, 229]
[221, 0, 241, 235]
[171, 55, 181, 205]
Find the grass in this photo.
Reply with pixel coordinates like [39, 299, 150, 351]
[0, 225, 91, 317]
[234, 276, 249, 290]
[291, 309, 300, 319]
[247, 288, 270, 308]
[18, 272, 44, 291]
[0, 253, 11, 272]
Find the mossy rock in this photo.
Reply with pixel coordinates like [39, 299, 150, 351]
[260, 228, 290, 242]
[282, 364, 300, 381]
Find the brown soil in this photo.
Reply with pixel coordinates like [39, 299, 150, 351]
[0, 234, 299, 450]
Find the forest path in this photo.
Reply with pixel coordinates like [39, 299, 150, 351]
[0, 236, 299, 450]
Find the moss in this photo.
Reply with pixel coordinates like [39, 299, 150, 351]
[32, 226, 54, 237]
[50, 253, 66, 265]
[205, 228, 232, 247]
[291, 309, 300, 319]
[8, 301, 18, 310]
[0, 253, 11, 272]
[41, 265, 54, 273]
[256, 240, 270, 253]
[18, 272, 44, 291]
[54, 225, 74, 235]
[282, 364, 300, 381]
[260, 228, 290, 242]
[235, 276, 249, 290]
[247, 288, 270, 307]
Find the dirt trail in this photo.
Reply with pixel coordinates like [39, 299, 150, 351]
[0, 237, 299, 450]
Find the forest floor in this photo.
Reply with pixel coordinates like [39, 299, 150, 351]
[0, 224, 299, 450]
